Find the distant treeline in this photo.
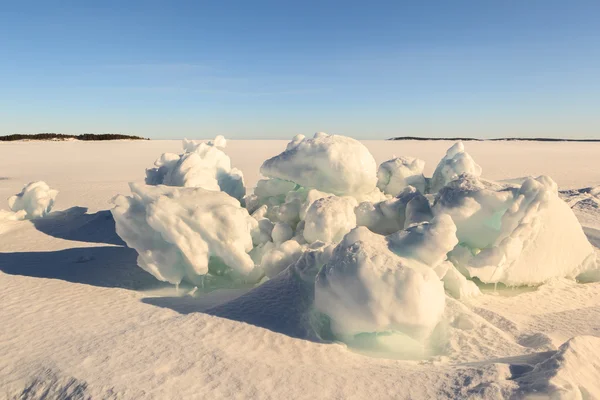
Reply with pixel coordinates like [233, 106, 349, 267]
[0, 133, 149, 141]
[389, 136, 600, 142]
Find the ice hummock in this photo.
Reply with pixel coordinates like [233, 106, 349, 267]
[111, 183, 259, 287]
[260, 132, 378, 196]
[110, 133, 598, 356]
[145, 136, 245, 201]
[1, 181, 59, 220]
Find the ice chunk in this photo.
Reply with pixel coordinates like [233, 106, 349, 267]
[260, 239, 305, 278]
[260, 132, 377, 196]
[430, 142, 482, 193]
[111, 184, 258, 286]
[436, 175, 596, 285]
[377, 156, 426, 195]
[435, 261, 481, 299]
[303, 196, 358, 243]
[356, 186, 433, 235]
[145, 136, 245, 201]
[7, 181, 58, 219]
[315, 215, 458, 340]
[272, 222, 294, 244]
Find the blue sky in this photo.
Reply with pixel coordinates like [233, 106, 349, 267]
[1, 0, 599, 139]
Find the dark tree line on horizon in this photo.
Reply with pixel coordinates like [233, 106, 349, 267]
[0, 133, 148, 141]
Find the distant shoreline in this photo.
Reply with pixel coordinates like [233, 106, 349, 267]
[389, 136, 600, 142]
[0, 133, 148, 141]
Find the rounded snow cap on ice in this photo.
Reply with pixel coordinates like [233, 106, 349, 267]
[260, 132, 377, 196]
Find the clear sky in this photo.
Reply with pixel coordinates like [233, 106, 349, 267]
[1, 0, 599, 139]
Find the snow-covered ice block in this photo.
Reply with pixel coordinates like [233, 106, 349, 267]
[315, 215, 458, 340]
[303, 196, 358, 243]
[111, 183, 258, 286]
[7, 181, 58, 219]
[356, 186, 433, 235]
[260, 132, 377, 196]
[436, 175, 596, 286]
[430, 142, 482, 193]
[145, 136, 245, 201]
[377, 156, 426, 196]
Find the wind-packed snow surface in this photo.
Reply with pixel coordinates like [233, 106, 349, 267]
[2, 136, 600, 399]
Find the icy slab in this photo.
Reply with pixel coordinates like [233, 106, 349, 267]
[145, 136, 245, 201]
[7, 181, 58, 219]
[111, 183, 258, 286]
[436, 175, 596, 286]
[303, 196, 358, 243]
[377, 156, 426, 196]
[315, 215, 458, 340]
[260, 132, 377, 196]
[430, 142, 482, 193]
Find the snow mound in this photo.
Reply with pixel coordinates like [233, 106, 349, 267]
[7, 181, 58, 219]
[260, 132, 377, 196]
[145, 136, 245, 201]
[377, 156, 426, 195]
[430, 142, 482, 193]
[111, 183, 258, 286]
[514, 336, 600, 399]
[315, 215, 458, 340]
[436, 174, 596, 285]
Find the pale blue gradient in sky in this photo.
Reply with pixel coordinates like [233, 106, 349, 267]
[1, 1, 599, 139]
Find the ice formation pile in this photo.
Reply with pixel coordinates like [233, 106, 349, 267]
[112, 132, 597, 353]
[1, 181, 58, 220]
[145, 136, 245, 201]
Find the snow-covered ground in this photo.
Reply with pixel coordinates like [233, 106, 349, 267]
[1, 139, 600, 399]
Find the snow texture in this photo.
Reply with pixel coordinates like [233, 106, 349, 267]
[303, 195, 358, 243]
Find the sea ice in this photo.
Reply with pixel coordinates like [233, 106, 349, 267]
[145, 136, 245, 201]
[377, 156, 426, 195]
[111, 183, 258, 286]
[315, 215, 458, 340]
[260, 132, 377, 196]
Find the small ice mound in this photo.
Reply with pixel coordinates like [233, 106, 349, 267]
[260, 132, 377, 196]
[356, 186, 433, 235]
[258, 239, 305, 278]
[7, 181, 58, 219]
[145, 136, 245, 201]
[436, 175, 596, 286]
[315, 215, 458, 345]
[434, 261, 481, 299]
[303, 196, 358, 243]
[430, 142, 482, 193]
[512, 336, 600, 399]
[377, 156, 426, 196]
[111, 183, 259, 287]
